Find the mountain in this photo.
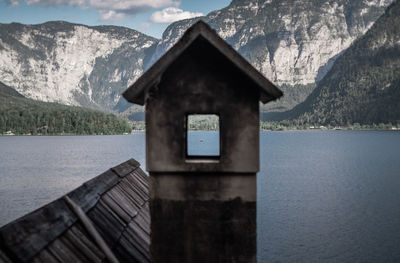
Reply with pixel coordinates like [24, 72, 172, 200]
[149, 0, 394, 112]
[0, 0, 394, 116]
[0, 81, 131, 135]
[0, 81, 24, 98]
[0, 21, 157, 112]
[270, 0, 400, 126]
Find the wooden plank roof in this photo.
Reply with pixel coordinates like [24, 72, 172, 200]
[0, 159, 150, 263]
[122, 20, 283, 105]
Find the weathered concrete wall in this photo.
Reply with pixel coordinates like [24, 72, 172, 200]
[150, 173, 256, 263]
[145, 36, 259, 262]
[145, 36, 260, 173]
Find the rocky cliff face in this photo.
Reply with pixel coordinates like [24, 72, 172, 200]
[0, 0, 394, 114]
[153, 0, 393, 86]
[0, 22, 157, 111]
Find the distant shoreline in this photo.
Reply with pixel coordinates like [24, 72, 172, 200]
[129, 121, 400, 132]
[0, 132, 132, 136]
[2, 123, 399, 135]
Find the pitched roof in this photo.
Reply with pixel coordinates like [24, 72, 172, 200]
[123, 20, 283, 105]
[0, 159, 150, 263]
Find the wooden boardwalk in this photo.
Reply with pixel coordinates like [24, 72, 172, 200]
[0, 159, 150, 263]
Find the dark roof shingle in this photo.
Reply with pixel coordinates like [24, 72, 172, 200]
[0, 159, 150, 263]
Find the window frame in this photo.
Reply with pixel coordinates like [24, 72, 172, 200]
[185, 113, 221, 161]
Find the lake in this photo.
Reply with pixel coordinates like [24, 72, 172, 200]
[1, 131, 400, 262]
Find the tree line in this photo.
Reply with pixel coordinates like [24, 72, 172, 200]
[0, 95, 131, 135]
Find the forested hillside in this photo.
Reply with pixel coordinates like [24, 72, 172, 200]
[268, 1, 400, 126]
[0, 82, 131, 135]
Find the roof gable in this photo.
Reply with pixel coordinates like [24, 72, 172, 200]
[123, 20, 283, 105]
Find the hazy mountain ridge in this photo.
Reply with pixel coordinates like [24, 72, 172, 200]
[269, 0, 400, 125]
[0, 21, 157, 111]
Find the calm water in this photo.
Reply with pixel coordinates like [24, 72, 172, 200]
[187, 130, 220, 156]
[1, 131, 400, 262]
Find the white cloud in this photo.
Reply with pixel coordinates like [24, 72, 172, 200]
[150, 7, 203, 23]
[89, 0, 179, 14]
[3, 0, 20, 6]
[91, 0, 180, 22]
[4, 0, 181, 22]
[25, 0, 85, 6]
[99, 10, 127, 22]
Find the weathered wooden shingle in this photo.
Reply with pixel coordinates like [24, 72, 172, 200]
[0, 249, 12, 263]
[0, 158, 150, 263]
[0, 198, 77, 262]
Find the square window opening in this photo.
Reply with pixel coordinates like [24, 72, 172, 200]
[186, 114, 220, 158]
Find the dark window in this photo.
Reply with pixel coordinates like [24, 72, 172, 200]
[186, 114, 220, 157]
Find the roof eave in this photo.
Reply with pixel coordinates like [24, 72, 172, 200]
[260, 92, 283, 104]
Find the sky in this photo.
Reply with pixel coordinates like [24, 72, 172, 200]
[0, 0, 231, 38]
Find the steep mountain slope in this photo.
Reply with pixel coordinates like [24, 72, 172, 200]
[277, 1, 400, 125]
[0, 81, 131, 135]
[152, 0, 393, 85]
[0, 21, 157, 112]
[148, 0, 393, 112]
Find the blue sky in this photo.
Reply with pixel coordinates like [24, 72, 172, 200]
[0, 0, 231, 38]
